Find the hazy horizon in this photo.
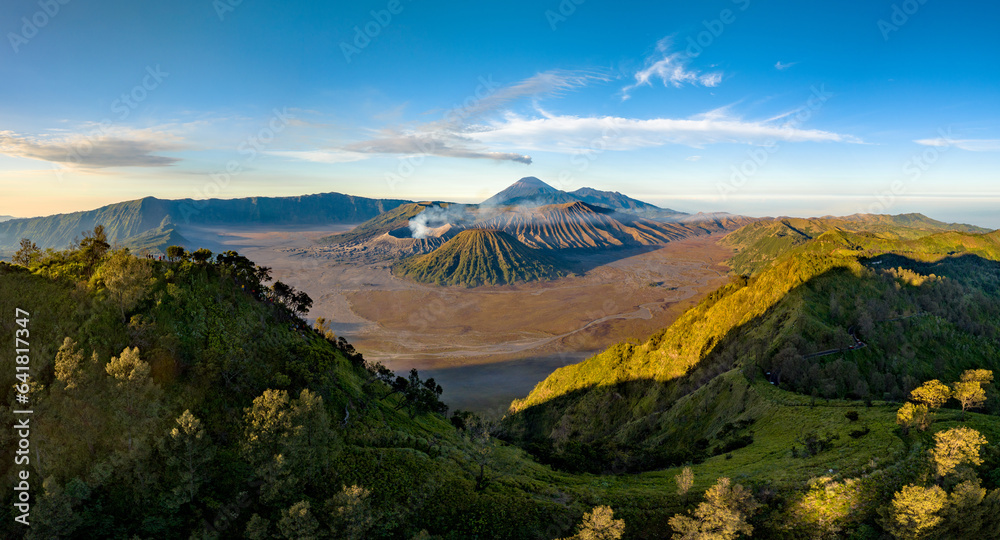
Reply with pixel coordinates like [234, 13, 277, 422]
[2, 0, 998, 226]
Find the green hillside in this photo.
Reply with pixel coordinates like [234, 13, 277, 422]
[723, 214, 992, 275]
[4, 226, 1000, 538]
[503, 229, 1000, 474]
[394, 229, 568, 287]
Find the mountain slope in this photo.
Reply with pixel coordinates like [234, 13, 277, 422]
[393, 228, 567, 286]
[476, 202, 752, 249]
[503, 228, 1000, 473]
[723, 214, 992, 275]
[0, 193, 410, 252]
[320, 201, 458, 245]
[481, 176, 580, 207]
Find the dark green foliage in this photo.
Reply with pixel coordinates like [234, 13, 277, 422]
[165, 245, 187, 261]
[846, 410, 860, 422]
[4, 245, 579, 539]
[795, 431, 839, 457]
[850, 427, 871, 439]
[12, 238, 40, 266]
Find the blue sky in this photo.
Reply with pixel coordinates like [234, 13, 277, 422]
[1, 0, 998, 227]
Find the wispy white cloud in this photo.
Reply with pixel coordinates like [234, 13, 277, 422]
[342, 134, 532, 164]
[775, 61, 798, 71]
[914, 138, 1000, 152]
[621, 37, 723, 100]
[470, 110, 862, 153]
[273, 69, 605, 166]
[0, 129, 182, 168]
[686, 155, 703, 161]
[267, 150, 369, 163]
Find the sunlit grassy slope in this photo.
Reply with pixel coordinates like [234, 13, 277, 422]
[394, 228, 568, 287]
[504, 226, 1000, 476]
[723, 213, 993, 275]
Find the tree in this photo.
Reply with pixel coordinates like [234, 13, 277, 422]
[327, 485, 374, 540]
[669, 477, 760, 540]
[78, 225, 110, 268]
[786, 476, 863, 538]
[163, 410, 213, 508]
[278, 500, 319, 540]
[166, 245, 187, 262]
[952, 381, 987, 418]
[245, 514, 271, 540]
[12, 238, 40, 267]
[98, 249, 153, 323]
[676, 467, 694, 502]
[910, 380, 951, 409]
[897, 402, 931, 433]
[292, 290, 313, 316]
[105, 346, 161, 455]
[882, 484, 947, 539]
[191, 247, 213, 263]
[930, 426, 987, 478]
[936, 480, 997, 539]
[561, 506, 625, 540]
[242, 389, 331, 503]
[960, 369, 993, 385]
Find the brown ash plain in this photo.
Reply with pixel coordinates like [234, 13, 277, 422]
[183, 224, 733, 413]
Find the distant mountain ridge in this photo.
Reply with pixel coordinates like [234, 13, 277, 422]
[723, 213, 993, 275]
[0, 193, 411, 253]
[481, 177, 684, 216]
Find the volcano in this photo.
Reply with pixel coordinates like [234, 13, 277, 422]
[393, 229, 568, 287]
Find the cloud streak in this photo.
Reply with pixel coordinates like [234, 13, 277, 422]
[0, 130, 181, 168]
[622, 38, 723, 100]
[915, 138, 1000, 152]
[471, 111, 862, 153]
[275, 69, 605, 166]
